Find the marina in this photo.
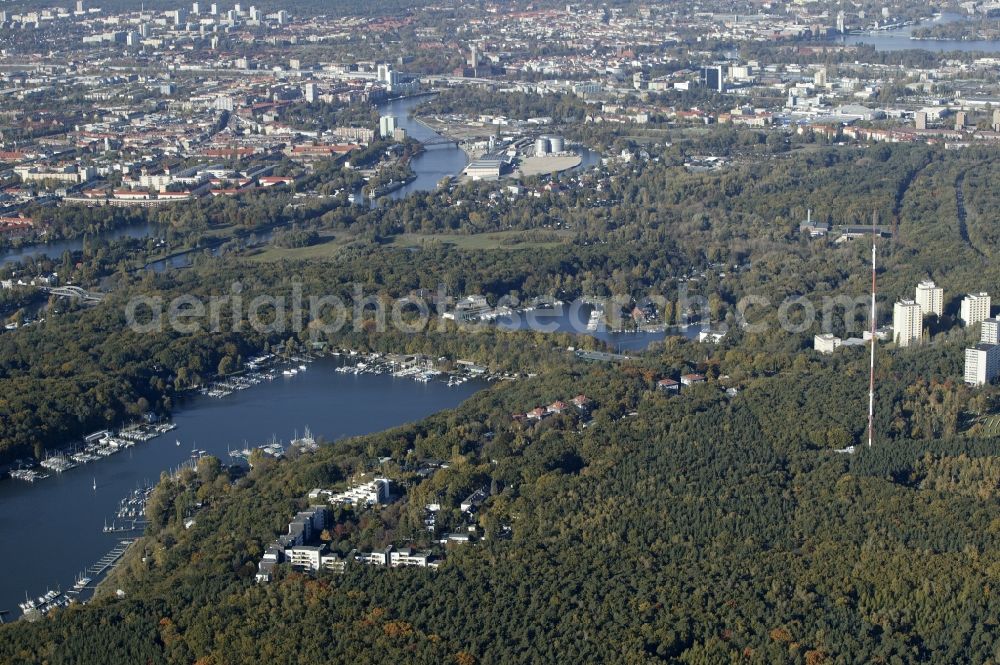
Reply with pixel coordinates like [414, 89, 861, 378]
[0, 355, 484, 618]
[102, 485, 154, 533]
[8, 422, 178, 483]
[18, 589, 70, 618]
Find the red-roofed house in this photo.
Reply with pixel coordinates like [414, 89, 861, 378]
[680, 373, 706, 386]
[657, 378, 679, 392]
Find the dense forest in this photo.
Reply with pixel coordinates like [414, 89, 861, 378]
[1, 349, 999, 663]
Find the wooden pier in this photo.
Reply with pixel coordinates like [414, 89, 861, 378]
[87, 539, 135, 578]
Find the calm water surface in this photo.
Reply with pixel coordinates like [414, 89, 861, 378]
[0, 357, 482, 618]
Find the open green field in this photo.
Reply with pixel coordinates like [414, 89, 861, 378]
[245, 232, 352, 262]
[388, 229, 574, 250]
[246, 229, 574, 261]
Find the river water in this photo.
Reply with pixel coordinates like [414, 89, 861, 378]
[840, 12, 1000, 52]
[0, 222, 160, 269]
[0, 356, 483, 618]
[1, 95, 598, 268]
[380, 95, 470, 200]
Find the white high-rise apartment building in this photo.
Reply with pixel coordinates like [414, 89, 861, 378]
[379, 115, 397, 139]
[961, 292, 991, 326]
[982, 317, 1000, 345]
[965, 344, 1000, 386]
[915, 280, 943, 317]
[893, 300, 922, 347]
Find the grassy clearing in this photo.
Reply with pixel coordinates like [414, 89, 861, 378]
[245, 232, 351, 262]
[247, 229, 574, 261]
[389, 229, 574, 251]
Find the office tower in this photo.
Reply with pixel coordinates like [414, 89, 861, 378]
[304, 82, 316, 103]
[379, 115, 397, 139]
[192, 2, 199, 13]
[915, 280, 943, 317]
[377, 63, 397, 85]
[981, 317, 1000, 345]
[914, 111, 927, 130]
[893, 300, 922, 347]
[965, 344, 1000, 386]
[376, 63, 398, 88]
[210, 3, 217, 14]
[249, 6, 258, 21]
[961, 292, 991, 326]
[701, 65, 723, 92]
[276, 9, 287, 24]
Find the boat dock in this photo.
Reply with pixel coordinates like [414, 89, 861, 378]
[87, 539, 134, 578]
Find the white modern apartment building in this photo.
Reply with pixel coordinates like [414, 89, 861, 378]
[356, 545, 437, 568]
[961, 292, 991, 326]
[379, 114, 397, 139]
[982, 317, 1000, 345]
[915, 280, 943, 317]
[309, 478, 393, 507]
[814, 333, 842, 354]
[286, 545, 324, 571]
[965, 344, 1000, 386]
[893, 300, 922, 347]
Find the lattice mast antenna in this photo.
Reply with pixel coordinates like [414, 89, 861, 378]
[868, 211, 878, 448]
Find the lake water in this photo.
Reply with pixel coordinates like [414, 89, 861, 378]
[840, 12, 1000, 52]
[0, 357, 482, 618]
[0, 222, 160, 269]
